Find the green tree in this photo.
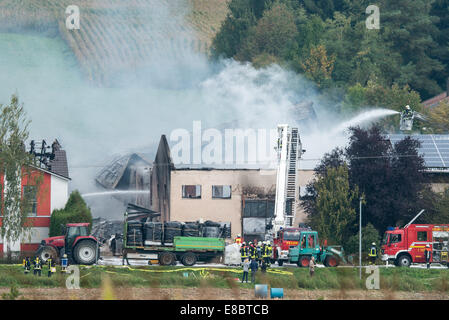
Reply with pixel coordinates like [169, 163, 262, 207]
[301, 44, 335, 87]
[0, 95, 40, 255]
[345, 223, 380, 255]
[310, 165, 359, 245]
[212, 0, 257, 59]
[238, 2, 298, 61]
[49, 190, 93, 236]
[423, 101, 449, 133]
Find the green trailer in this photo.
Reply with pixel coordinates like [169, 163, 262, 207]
[288, 230, 347, 267]
[122, 204, 225, 266]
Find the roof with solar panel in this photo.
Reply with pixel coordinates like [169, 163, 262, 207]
[386, 134, 449, 172]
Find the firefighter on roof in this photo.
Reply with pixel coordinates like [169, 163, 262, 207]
[368, 242, 377, 265]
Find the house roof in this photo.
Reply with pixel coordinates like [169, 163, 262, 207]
[422, 92, 449, 108]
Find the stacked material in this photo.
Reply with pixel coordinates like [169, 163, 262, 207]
[127, 220, 143, 246]
[144, 221, 163, 245]
[183, 222, 201, 237]
[224, 243, 241, 265]
[164, 221, 183, 244]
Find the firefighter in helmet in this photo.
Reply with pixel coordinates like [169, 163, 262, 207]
[264, 241, 272, 267]
[368, 242, 377, 265]
[240, 242, 248, 262]
[22, 257, 31, 275]
[235, 234, 242, 245]
[425, 244, 432, 269]
[249, 242, 256, 260]
[33, 256, 42, 276]
[402, 105, 413, 119]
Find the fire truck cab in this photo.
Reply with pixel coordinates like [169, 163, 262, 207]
[381, 224, 449, 267]
[273, 227, 309, 266]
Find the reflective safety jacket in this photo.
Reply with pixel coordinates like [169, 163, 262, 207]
[34, 258, 42, 270]
[240, 246, 248, 258]
[368, 247, 377, 257]
[249, 246, 256, 258]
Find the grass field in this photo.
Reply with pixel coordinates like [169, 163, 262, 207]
[1, 264, 449, 297]
[0, 0, 229, 84]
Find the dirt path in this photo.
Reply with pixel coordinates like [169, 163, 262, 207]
[1, 287, 448, 300]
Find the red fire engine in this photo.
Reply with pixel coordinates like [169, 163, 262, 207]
[272, 227, 311, 266]
[381, 216, 449, 267]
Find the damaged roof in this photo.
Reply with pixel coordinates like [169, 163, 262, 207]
[95, 153, 152, 189]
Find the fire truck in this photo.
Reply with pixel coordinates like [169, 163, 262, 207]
[381, 210, 449, 267]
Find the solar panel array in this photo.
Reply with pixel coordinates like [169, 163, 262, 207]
[387, 134, 449, 169]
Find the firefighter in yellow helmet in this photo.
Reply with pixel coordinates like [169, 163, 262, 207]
[368, 242, 377, 265]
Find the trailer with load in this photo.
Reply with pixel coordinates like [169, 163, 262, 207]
[122, 203, 227, 266]
[287, 230, 347, 267]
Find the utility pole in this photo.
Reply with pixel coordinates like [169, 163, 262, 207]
[359, 196, 363, 280]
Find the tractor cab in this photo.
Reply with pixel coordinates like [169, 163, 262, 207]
[289, 231, 321, 264]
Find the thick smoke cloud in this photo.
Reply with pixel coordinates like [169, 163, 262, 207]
[0, 1, 395, 218]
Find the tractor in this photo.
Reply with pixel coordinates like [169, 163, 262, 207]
[288, 230, 347, 267]
[36, 223, 100, 265]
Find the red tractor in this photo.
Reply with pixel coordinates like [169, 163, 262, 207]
[36, 223, 100, 265]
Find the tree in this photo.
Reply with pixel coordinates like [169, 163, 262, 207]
[424, 101, 449, 133]
[211, 0, 257, 58]
[310, 165, 359, 245]
[301, 44, 335, 87]
[49, 190, 93, 236]
[238, 2, 299, 61]
[346, 126, 426, 231]
[345, 223, 380, 255]
[0, 95, 39, 256]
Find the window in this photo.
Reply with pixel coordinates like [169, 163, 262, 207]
[212, 185, 231, 199]
[390, 234, 402, 243]
[243, 200, 275, 218]
[417, 231, 427, 241]
[284, 230, 301, 241]
[182, 185, 201, 199]
[23, 185, 37, 216]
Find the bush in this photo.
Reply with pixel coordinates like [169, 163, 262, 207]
[49, 190, 92, 236]
[345, 223, 380, 256]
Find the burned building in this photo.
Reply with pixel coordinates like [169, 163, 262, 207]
[95, 153, 152, 209]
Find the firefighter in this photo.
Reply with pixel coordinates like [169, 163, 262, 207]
[240, 242, 248, 262]
[47, 256, 56, 277]
[33, 256, 42, 276]
[256, 242, 262, 265]
[265, 241, 272, 267]
[61, 254, 69, 273]
[425, 244, 432, 269]
[23, 257, 31, 275]
[368, 242, 377, 265]
[235, 234, 242, 245]
[249, 242, 256, 260]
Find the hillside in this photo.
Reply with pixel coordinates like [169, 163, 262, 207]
[0, 0, 229, 84]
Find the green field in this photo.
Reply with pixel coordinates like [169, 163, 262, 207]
[1, 264, 449, 293]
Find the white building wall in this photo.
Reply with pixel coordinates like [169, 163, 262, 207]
[51, 175, 69, 212]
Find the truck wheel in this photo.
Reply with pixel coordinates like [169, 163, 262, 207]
[159, 252, 176, 266]
[39, 246, 58, 263]
[74, 240, 97, 265]
[396, 255, 411, 267]
[277, 260, 284, 267]
[298, 256, 310, 268]
[325, 255, 338, 267]
[181, 252, 197, 266]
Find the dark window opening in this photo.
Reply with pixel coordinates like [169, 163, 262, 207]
[182, 185, 201, 199]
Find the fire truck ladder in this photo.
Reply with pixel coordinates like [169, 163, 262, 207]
[285, 127, 300, 227]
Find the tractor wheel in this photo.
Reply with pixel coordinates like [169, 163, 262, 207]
[38, 246, 59, 263]
[396, 255, 412, 267]
[298, 256, 310, 268]
[159, 252, 176, 266]
[181, 252, 197, 266]
[325, 255, 339, 267]
[73, 240, 98, 265]
[277, 260, 284, 267]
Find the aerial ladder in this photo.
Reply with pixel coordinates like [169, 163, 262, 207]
[273, 125, 303, 232]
